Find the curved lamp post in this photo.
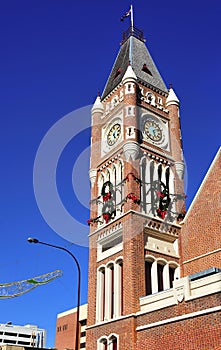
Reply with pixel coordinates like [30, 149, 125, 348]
[27, 237, 81, 350]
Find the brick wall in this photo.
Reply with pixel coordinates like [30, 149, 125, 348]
[55, 311, 77, 350]
[180, 149, 221, 276]
[137, 293, 221, 350]
[86, 316, 137, 350]
[137, 311, 221, 350]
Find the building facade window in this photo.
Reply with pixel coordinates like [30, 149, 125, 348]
[145, 260, 152, 295]
[96, 258, 123, 322]
[145, 256, 179, 295]
[98, 334, 118, 350]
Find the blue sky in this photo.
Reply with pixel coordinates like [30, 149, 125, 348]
[0, 0, 220, 347]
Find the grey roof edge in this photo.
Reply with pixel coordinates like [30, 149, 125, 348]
[189, 267, 221, 281]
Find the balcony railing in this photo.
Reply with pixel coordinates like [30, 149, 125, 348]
[121, 26, 145, 44]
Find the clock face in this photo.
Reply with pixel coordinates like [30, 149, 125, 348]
[107, 124, 121, 146]
[144, 120, 162, 142]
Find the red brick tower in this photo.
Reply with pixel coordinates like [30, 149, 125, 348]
[86, 26, 186, 350]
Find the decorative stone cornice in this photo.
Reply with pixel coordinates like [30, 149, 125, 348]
[123, 141, 140, 161]
[175, 161, 185, 180]
[89, 168, 97, 187]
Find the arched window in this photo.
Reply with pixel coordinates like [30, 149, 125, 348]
[110, 335, 118, 350]
[98, 173, 105, 220]
[98, 337, 108, 350]
[168, 263, 179, 288]
[157, 262, 164, 292]
[97, 259, 123, 323]
[165, 167, 170, 191]
[96, 266, 105, 322]
[106, 169, 110, 182]
[98, 335, 118, 350]
[110, 264, 114, 319]
[111, 165, 117, 207]
[104, 262, 114, 320]
[145, 257, 179, 295]
[140, 157, 147, 213]
[150, 161, 155, 215]
[116, 160, 123, 214]
[146, 92, 155, 105]
[169, 265, 175, 288]
[145, 259, 153, 295]
[158, 164, 162, 184]
[115, 258, 123, 316]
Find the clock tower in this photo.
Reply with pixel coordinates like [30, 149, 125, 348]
[86, 26, 186, 350]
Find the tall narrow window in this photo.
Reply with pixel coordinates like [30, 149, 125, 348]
[150, 161, 155, 215]
[145, 261, 152, 295]
[100, 338, 107, 350]
[112, 337, 117, 350]
[111, 265, 114, 319]
[165, 167, 170, 192]
[110, 336, 118, 350]
[118, 161, 123, 213]
[102, 269, 105, 321]
[113, 166, 117, 208]
[158, 164, 162, 184]
[120, 261, 123, 315]
[141, 158, 147, 212]
[114, 259, 123, 317]
[169, 266, 175, 288]
[157, 263, 164, 292]
[96, 267, 105, 322]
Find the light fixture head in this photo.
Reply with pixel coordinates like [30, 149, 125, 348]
[27, 237, 39, 244]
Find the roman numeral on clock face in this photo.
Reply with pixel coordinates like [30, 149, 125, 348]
[144, 120, 162, 142]
[107, 124, 121, 146]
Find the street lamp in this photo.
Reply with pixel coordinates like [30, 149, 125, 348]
[27, 237, 81, 350]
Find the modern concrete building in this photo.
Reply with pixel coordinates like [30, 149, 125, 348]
[0, 324, 46, 348]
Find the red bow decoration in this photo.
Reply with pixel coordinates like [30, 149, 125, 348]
[127, 193, 140, 204]
[157, 208, 167, 219]
[103, 192, 111, 202]
[103, 213, 111, 224]
[156, 191, 165, 198]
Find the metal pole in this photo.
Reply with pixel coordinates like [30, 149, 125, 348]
[130, 4, 134, 31]
[28, 238, 81, 350]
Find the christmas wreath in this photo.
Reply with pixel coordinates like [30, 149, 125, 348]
[156, 181, 171, 219]
[101, 181, 114, 202]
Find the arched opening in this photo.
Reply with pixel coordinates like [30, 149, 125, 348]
[145, 260, 153, 295]
[157, 262, 164, 292]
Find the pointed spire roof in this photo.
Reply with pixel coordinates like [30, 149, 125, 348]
[102, 27, 168, 99]
[91, 94, 104, 114]
[166, 85, 180, 106]
[122, 63, 137, 83]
